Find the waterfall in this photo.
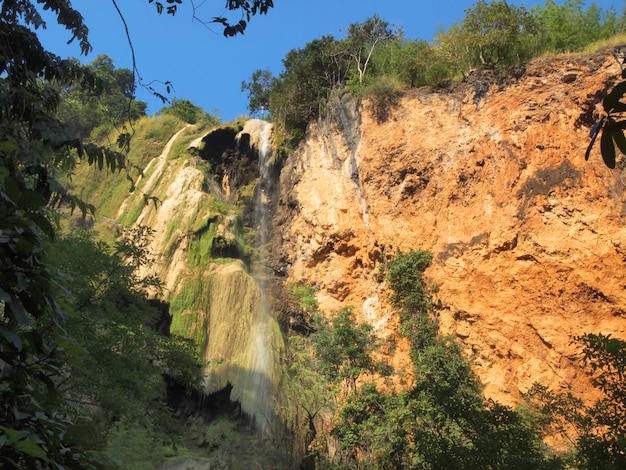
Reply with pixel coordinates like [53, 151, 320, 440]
[246, 119, 275, 434]
[225, 119, 278, 435]
[197, 120, 281, 437]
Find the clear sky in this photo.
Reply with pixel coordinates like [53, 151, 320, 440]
[38, 1, 623, 122]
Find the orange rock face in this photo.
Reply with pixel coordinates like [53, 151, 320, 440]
[271, 48, 626, 406]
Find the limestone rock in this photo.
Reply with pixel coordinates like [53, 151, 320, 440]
[271, 48, 626, 406]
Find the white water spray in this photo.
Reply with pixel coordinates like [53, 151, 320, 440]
[242, 119, 277, 435]
[200, 120, 280, 436]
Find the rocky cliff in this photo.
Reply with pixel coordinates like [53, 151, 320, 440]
[271, 48, 626, 406]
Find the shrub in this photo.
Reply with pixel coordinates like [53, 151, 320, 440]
[363, 76, 403, 123]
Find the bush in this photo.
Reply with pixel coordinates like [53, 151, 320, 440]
[363, 76, 403, 123]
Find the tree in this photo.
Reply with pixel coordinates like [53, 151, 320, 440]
[270, 35, 347, 143]
[0, 1, 111, 465]
[311, 307, 385, 393]
[56, 54, 148, 139]
[462, 0, 538, 67]
[374, 251, 556, 469]
[160, 97, 214, 124]
[345, 15, 398, 87]
[47, 227, 201, 463]
[436, 21, 478, 77]
[242, 69, 276, 118]
[532, 0, 622, 54]
[0, 0, 249, 464]
[375, 39, 452, 88]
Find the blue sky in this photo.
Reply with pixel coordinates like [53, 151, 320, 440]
[38, 1, 623, 122]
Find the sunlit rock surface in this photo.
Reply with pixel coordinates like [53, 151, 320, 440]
[271, 48, 626, 406]
[120, 121, 282, 432]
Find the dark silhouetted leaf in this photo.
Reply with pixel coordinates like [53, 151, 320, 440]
[612, 125, 626, 157]
[603, 81, 626, 113]
[601, 127, 616, 169]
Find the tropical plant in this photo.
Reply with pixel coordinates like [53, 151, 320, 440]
[586, 62, 626, 169]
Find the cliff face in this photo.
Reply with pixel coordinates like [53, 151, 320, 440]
[271, 49, 626, 406]
[114, 120, 282, 431]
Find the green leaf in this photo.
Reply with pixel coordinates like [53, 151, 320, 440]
[0, 323, 23, 350]
[14, 439, 49, 461]
[7, 298, 30, 326]
[18, 190, 46, 211]
[601, 127, 616, 169]
[0, 140, 18, 152]
[30, 213, 55, 240]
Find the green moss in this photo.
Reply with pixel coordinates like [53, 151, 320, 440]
[187, 224, 218, 267]
[169, 277, 212, 352]
[235, 180, 258, 207]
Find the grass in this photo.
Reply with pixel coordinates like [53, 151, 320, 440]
[582, 33, 626, 54]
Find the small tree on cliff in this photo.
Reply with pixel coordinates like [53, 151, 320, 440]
[345, 14, 398, 87]
[242, 68, 276, 118]
[312, 307, 386, 394]
[437, 0, 538, 75]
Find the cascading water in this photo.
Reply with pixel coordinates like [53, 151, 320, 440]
[234, 119, 278, 435]
[246, 119, 275, 434]
[197, 120, 282, 438]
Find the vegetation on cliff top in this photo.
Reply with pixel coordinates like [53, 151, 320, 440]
[242, 1, 626, 147]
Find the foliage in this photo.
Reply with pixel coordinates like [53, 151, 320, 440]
[436, 0, 538, 76]
[270, 35, 349, 143]
[373, 39, 452, 88]
[363, 75, 403, 124]
[329, 250, 559, 469]
[281, 333, 337, 466]
[105, 420, 170, 470]
[210, 0, 275, 37]
[0, 1, 113, 465]
[344, 14, 398, 88]
[159, 98, 218, 125]
[290, 282, 319, 312]
[532, 0, 623, 54]
[47, 227, 201, 464]
[0, 1, 216, 464]
[266, 2, 623, 141]
[146, 1, 275, 36]
[586, 61, 626, 169]
[463, 0, 539, 67]
[528, 333, 626, 469]
[311, 307, 387, 393]
[56, 55, 147, 140]
[241, 69, 277, 118]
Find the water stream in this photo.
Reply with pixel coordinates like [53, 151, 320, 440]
[241, 119, 277, 435]
[198, 120, 281, 437]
